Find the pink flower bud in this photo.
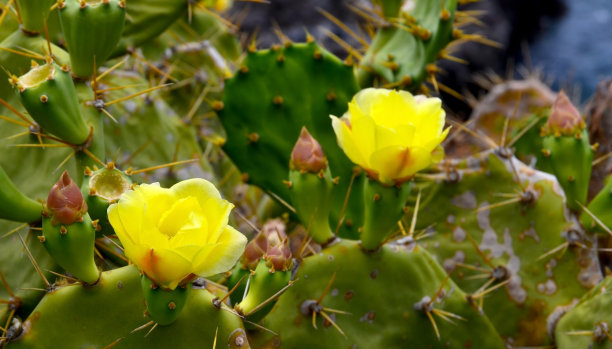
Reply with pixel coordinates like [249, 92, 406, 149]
[290, 127, 327, 173]
[546, 91, 583, 135]
[241, 219, 293, 270]
[46, 171, 87, 225]
[265, 244, 292, 272]
[242, 232, 267, 269]
[262, 218, 287, 247]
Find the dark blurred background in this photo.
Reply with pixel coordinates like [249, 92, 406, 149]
[231, 0, 612, 117]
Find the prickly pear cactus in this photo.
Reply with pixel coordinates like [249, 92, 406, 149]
[356, 0, 458, 90]
[417, 150, 601, 345]
[219, 41, 363, 238]
[555, 276, 612, 348]
[0, 1, 609, 348]
[9, 266, 249, 349]
[252, 239, 505, 348]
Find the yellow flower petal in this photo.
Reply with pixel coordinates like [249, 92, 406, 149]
[138, 183, 177, 227]
[138, 246, 193, 290]
[172, 178, 233, 242]
[192, 226, 247, 277]
[331, 115, 367, 167]
[347, 101, 376, 166]
[108, 178, 247, 288]
[331, 88, 447, 183]
[107, 203, 136, 248]
[368, 145, 432, 184]
[158, 197, 203, 238]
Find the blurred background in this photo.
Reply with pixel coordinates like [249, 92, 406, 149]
[230, 0, 612, 117]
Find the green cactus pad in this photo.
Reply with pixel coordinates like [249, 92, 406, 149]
[356, 0, 457, 90]
[289, 168, 335, 244]
[15, 0, 55, 34]
[253, 239, 505, 348]
[581, 175, 612, 234]
[0, 232, 58, 323]
[416, 150, 601, 346]
[0, 31, 69, 100]
[235, 259, 291, 324]
[8, 265, 250, 348]
[541, 129, 593, 211]
[59, 0, 126, 78]
[14, 62, 89, 145]
[555, 277, 612, 348]
[220, 41, 362, 238]
[113, 0, 187, 55]
[0, 166, 42, 223]
[141, 275, 190, 326]
[41, 213, 99, 284]
[360, 179, 412, 250]
[82, 166, 132, 236]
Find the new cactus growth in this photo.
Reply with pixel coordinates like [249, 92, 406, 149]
[141, 275, 191, 326]
[1, 1, 611, 348]
[288, 127, 335, 244]
[82, 164, 132, 235]
[15, 0, 56, 34]
[0, 166, 41, 223]
[41, 171, 99, 284]
[58, 0, 127, 78]
[541, 91, 593, 211]
[10, 61, 90, 145]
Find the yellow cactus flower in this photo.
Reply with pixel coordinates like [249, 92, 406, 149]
[108, 179, 247, 290]
[331, 88, 449, 185]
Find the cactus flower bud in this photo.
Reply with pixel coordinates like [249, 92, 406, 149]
[241, 219, 293, 271]
[290, 127, 327, 173]
[242, 232, 268, 269]
[47, 171, 87, 225]
[544, 91, 584, 136]
[265, 244, 292, 272]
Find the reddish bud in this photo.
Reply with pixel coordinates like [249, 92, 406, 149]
[545, 91, 583, 135]
[46, 171, 87, 225]
[265, 244, 292, 272]
[290, 127, 327, 173]
[241, 219, 292, 270]
[242, 232, 267, 269]
[261, 219, 287, 247]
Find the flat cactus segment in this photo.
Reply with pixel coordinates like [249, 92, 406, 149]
[555, 277, 612, 348]
[113, 0, 187, 55]
[59, 0, 126, 78]
[254, 240, 504, 348]
[9, 266, 249, 348]
[0, 233, 58, 323]
[357, 0, 457, 89]
[0, 166, 42, 223]
[220, 42, 362, 238]
[0, 31, 69, 100]
[14, 62, 89, 145]
[15, 0, 55, 33]
[416, 150, 601, 346]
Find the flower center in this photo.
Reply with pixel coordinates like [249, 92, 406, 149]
[158, 197, 202, 239]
